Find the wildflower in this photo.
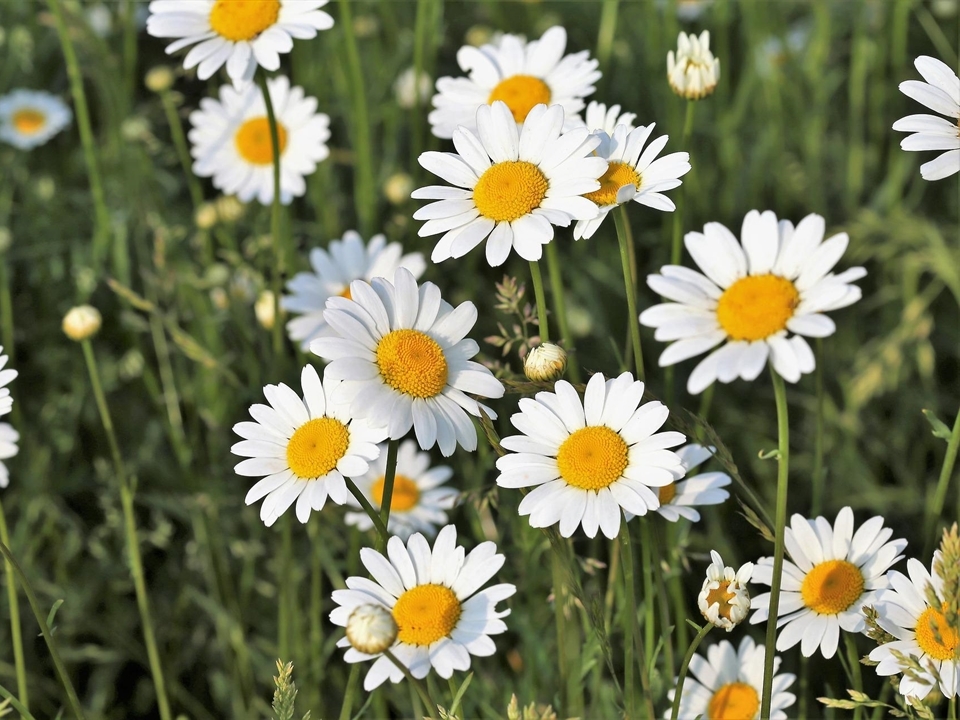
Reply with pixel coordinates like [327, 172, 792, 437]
[0, 346, 16, 419]
[394, 67, 432, 110]
[667, 31, 720, 100]
[893, 55, 960, 181]
[195, 201, 219, 229]
[330, 525, 516, 689]
[654, 444, 730, 522]
[0, 90, 72, 150]
[640, 211, 866, 394]
[62, 305, 103, 342]
[581, 101, 637, 134]
[255, 290, 277, 329]
[145, 65, 175, 93]
[345, 604, 398, 655]
[699, 550, 753, 631]
[215, 194, 245, 223]
[523, 343, 567, 382]
[383, 172, 414, 206]
[0, 423, 18, 489]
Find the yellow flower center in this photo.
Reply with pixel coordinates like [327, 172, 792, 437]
[658, 482, 677, 505]
[12, 108, 47, 135]
[487, 75, 552, 123]
[234, 117, 288, 165]
[707, 682, 760, 720]
[339, 286, 353, 301]
[556, 426, 629, 491]
[208, 0, 280, 41]
[715, 274, 800, 342]
[285, 417, 349, 479]
[371, 474, 421, 512]
[375, 329, 448, 399]
[473, 161, 548, 222]
[800, 559, 864, 615]
[915, 603, 959, 662]
[392, 583, 462, 646]
[583, 161, 640, 207]
[705, 581, 738, 621]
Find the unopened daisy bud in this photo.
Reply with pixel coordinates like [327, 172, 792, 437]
[62, 305, 102, 342]
[667, 30, 720, 100]
[254, 291, 277, 330]
[215, 195, 244, 223]
[144, 65, 174, 94]
[394, 67, 432, 110]
[523, 343, 567, 382]
[346, 604, 397, 655]
[195, 202, 218, 230]
[383, 172, 414, 206]
[698, 550, 753, 631]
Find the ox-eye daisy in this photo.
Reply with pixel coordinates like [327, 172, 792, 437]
[429, 25, 600, 139]
[640, 210, 866, 394]
[189, 75, 330, 205]
[495, 371, 686, 539]
[345, 440, 459, 540]
[0, 90, 71, 150]
[0, 424, 18, 489]
[232, 364, 388, 527]
[581, 101, 636, 134]
[330, 525, 516, 690]
[665, 637, 797, 720]
[869, 555, 959, 700]
[655, 444, 730, 523]
[893, 55, 960, 181]
[146, 0, 333, 88]
[312, 268, 504, 457]
[573, 123, 691, 240]
[282, 231, 426, 350]
[0, 346, 17, 418]
[415, 102, 605, 266]
[750, 507, 907, 659]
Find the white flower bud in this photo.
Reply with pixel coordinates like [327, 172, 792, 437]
[524, 343, 567, 382]
[667, 31, 720, 100]
[346, 604, 397, 655]
[255, 291, 277, 330]
[145, 66, 174, 93]
[62, 305, 102, 342]
[698, 550, 753, 631]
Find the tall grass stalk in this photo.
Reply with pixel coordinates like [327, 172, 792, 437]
[411, 0, 432, 174]
[544, 241, 581, 383]
[158, 87, 204, 212]
[811, 339, 826, 515]
[669, 623, 712, 720]
[257, 71, 286, 358]
[924, 405, 960, 557]
[0, 497, 27, 708]
[618, 520, 639, 718]
[529, 261, 551, 343]
[377, 439, 400, 551]
[639, 521, 656, 672]
[614, 206, 645, 380]
[0, 681, 37, 720]
[843, 634, 865, 720]
[383, 649, 439, 719]
[596, 0, 619, 76]
[670, 101, 695, 266]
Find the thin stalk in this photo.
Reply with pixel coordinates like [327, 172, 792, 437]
[639, 522, 656, 670]
[159, 89, 204, 212]
[602, 537, 620, 637]
[670, 101, 695, 267]
[278, 517, 293, 663]
[378, 439, 400, 550]
[80, 340, 172, 720]
[0, 681, 37, 720]
[121, 0, 138, 109]
[669, 623, 712, 720]
[0, 257, 13, 361]
[0, 538, 85, 720]
[760, 370, 790, 719]
[344, 477, 391, 545]
[0, 497, 27, 708]
[614, 207, 645, 380]
[811, 339, 825, 516]
[552, 553, 571, 716]
[338, 664, 361, 720]
[383, 649, 438, 719]
[544, 242, 581, 383]
[924, 404, 960, 558]
[529, 260, 551, 343]
[410, 0, 431, 174]
[651, 523, 676, 676]
[619, 517, 654, 719]
[257, 71, 285, 357]
[950, 694, 957, 720]
[596, 0, 620, 75]
[843, 634, 864, 720]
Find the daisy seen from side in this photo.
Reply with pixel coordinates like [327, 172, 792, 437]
[640, 210, 866, 394]
[0, 424, 18, 489]
[750, 507, 907, 659]
[330, 524, 516, 690]
[232, 364, 388, 527]
[654, 444, 731, 523]
[0, 90, 72, 150]
[495, 371, 686, 540]
[0, 346, 17, 418]
[667, 31, 720, 100]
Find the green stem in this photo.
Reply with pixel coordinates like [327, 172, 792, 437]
[0, 497, 27, 708]
[639, 521, 656, 670]
[257, 71, 285, 358]
[669, 101, 695, 267]
[338, 663, 361, 720]
[344, 477, 391, 546]
[544, 242, 581, 383]
[410, 0, 431, 176]
[811, 339, 825, 516]
[377, 439, 400, 550]
[159, 89, 204, 212]
[760, 370, 790, 719]
[596, 0, 620, 75]
[0, 680, 37, 720]
[651, 522, 676, 677]
[843, 634, 864, 720]
[529, 260, 551, 343]
[121, 0, 138, 110]
[669, 623, 712, 720]
[0, 538, 85, 720]
[382, 649, 438, 719]
[614, 206, 645, 381]
[552, 553, 570, 715]
[279, 517, 293, 663]
[924, 404, 960, 558]
[619, 522, 638, 719]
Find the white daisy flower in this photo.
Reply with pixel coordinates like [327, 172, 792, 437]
[640, 210, 866, 394]
[573, 123, 691, 240]
[281, 231, 427, 350]
[0, 90, 72, 150]
[892, 55, 960, 181]
[750, 507, 907, 659]
[345, 440, 459, 540]
[581, 100, 637, 134]
[0, 424, 18, 490]
[654, 444, 730, 522]
[667, 31, 720, 100]
[146, 0, 333, 88]
[869, 554, 959, 700]
[698, 550, 753, 631]
[665, 636, 797, 720]
[0, 346, 17, 418]
[495, 371, 686, 540]
[312, 268, 505, 457]
[189, 75, 330, 205]
[330, 524, 516, 690]
[429, 25, 600, 139]
[231, 364, 388, 527]
[414, 101, 606, 266]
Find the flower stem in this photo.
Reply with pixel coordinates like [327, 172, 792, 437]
[551, 552, 571, 715]
[760, 369, 790, 719]
[669, 622, 712, 720]
[529, 260, 551, 343]
[338, 663, 361, 720]
[669, 101, 695, 267]
[344, 477, 391, 546]
[159, 88, 204, 212]
[383, 648, 439, 719]
[257, 71, 286, 358]
[614, 206, 645, 381]
[843, 633, 864, 720]
[544, 242, 581, 383]
[639, 521, 656, 670]
[410, 0, 432, 176]
[377, 439, 400, 550]
[619, 522, 638, 718]
[811, 338, 825, 515]
[596, 0, 620, 74]
[924, 403, 960, 558]
[0, 497, 27, 708]
[0, 680, 37, 720]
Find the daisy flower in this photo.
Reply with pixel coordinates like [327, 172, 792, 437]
[281, 231, 426, 350]
[869, 555, 959, 699]
[312, 268, 505, 457]
[667, 31, 720, 100]
[0, 346, 17, 418]
[750, 507, 907, 659]
[414, 101, 605, 266]
[573, 123, 691, 240]
[146, 0, 333, 88]
[345, 439, 459, 540]
[665, 636, 796, 719]
[655, 444, 730, 523]
[0, 90, 72, 150]
[698, 550, 753, 631]
[0, 424, 18, 489]
[892, 55, 960, 181]
[189, 75, 330, 205]
[231, 364, 388, 527]
[429, 25, 600, 139]
[640, 210, 866, 394]
[581, 100, 636, 134]
[495, 371, 686, 540]
[330, 524, 516, 690]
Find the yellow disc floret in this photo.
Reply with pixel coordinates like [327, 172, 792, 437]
[584, 161, 641, 207]
[392, 584, 462, 646]
[286, 417, 350, 479]
[800, 559, 865, 615]
[371, 474, 421, 512]
[11, 108, 46, 135]
[915, 603, 959, 662]
[705, 581, 738, 622]
[209, 0, 280, 42]
[658, 482, 677, 505]
[716, 274, 800, 342]
[376, 329, 448, 399]
[707, 682, 760, 720]
[235, 117, 288, 165]
[556, 426, 629, 491]
[487, 75, 552, 123]
[473, 161, 549, 223]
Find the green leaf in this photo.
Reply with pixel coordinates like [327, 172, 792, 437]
[922, 409, 952, 441]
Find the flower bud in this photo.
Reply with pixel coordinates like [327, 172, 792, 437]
[524, 343, 567, 382]
[62, 305, 102, 342]
[346, 604, 397, 655]
[383, 172, 414, 206]
[145, 65, 175, 93]
[667, 31, 720, 100]
[394, 67, 432, 110]
[195, 202, 218, 230]
[215, 195, 244, 223]
[698, 550, 752, 631]
[255, 291, 277, 330]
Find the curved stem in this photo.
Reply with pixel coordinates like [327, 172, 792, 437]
[614, 206, 645, 381]
[344, 477, 391, 546]
[383, 649, 439, 719]
[924, 404, 960, 557]
[257, 71, 285, 358]
[669, 623, 712, 720]
[529, 260, 551, 343]
[0, 680, 37, 720]
[544, 242, 581, 382]
[337, 663, 361, 720]
[377, 439, 400, 550]
[0, 497, 27, 708]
